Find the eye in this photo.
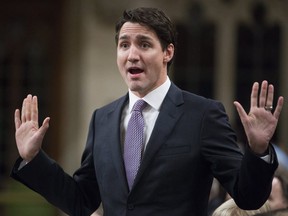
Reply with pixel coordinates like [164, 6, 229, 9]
[119, 42, 129, 49]
[141, 42, 151, 49]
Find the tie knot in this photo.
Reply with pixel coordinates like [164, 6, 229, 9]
[132, 100, 147, 112]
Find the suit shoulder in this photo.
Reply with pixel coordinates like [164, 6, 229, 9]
[168, 83, 225, 111]
[179, 92, 228, 118]
[182, 90, 220, 106]
[92, 95, 127, 115]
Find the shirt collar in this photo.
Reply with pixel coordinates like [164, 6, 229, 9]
[128, 77, 171, 113]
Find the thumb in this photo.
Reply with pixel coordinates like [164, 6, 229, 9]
[38, 117, 50, 136]
[233, 101, 247, 120]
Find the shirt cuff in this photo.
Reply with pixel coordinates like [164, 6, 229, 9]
[259, 146, 274, 164]
[261, 154, 271, 163]
[18, 160, 29, 170]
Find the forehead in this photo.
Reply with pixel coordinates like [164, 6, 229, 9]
[119, 22, 158, 40]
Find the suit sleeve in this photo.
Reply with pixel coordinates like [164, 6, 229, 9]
[10, 110, 101, 216]
[201, 100, 278, 210]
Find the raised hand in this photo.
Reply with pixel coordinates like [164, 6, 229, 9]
[234, 80, 284, 154]
[14, 95, 50, 162]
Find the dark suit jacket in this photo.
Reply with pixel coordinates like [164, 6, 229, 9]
[11, 83, 278, 216]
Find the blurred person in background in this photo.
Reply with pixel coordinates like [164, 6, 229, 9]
[212, 198, 270, 216]
[268, 166, 288, 211]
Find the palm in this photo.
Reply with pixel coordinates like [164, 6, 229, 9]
[243, 107, 278, 151]
[16, 120, 41, 160]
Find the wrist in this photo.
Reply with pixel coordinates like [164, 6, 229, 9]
[249, 145, 270, 156]
[248, 140, 269, 155]
[21, 150, 39, 163]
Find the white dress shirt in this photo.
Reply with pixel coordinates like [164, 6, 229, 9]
[121, 77, 171, 152]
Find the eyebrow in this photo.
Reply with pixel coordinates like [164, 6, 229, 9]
[119, 34, 153, 42]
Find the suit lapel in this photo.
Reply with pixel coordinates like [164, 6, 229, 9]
[106, 95, 130, 192]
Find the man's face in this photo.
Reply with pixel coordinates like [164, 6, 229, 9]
[117, 22, 174, 98]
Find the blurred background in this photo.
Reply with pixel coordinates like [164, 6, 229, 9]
[0, 0, 287, 215]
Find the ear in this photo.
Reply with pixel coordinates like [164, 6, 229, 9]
[163, 43, 175, 63]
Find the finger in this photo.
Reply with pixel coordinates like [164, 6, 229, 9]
[31, 96, 39, 122]
[14, 109, 21, 130]
[25, 94, 32, 121]
[21, 98, 27, 122]
[259, 80, 268, 108]
[265, 84, 274, 107]
[250, 82, 259, 108]
[273, 96, 284, 119]
[39, 117, 50, 136]
[234, 101, 248, 121]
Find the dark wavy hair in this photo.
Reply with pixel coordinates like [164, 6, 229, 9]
[115, 7, 178, 69]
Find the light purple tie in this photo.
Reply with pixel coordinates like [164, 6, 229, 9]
[124, 99, 147, 190]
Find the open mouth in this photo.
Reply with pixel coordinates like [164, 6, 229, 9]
[128, 67, 144, 74]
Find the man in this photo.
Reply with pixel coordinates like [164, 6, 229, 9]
[11, 7, 284, 216]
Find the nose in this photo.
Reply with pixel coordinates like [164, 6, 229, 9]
[127, 45, 140, 63]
